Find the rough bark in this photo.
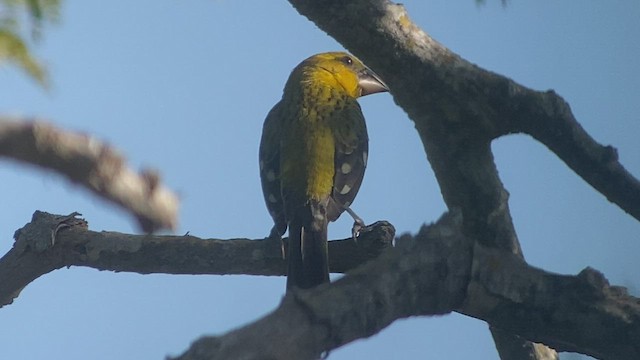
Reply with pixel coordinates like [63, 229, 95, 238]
[0, 211, 393, 307]
[285, 0, 639, 359]
[3, 212, 638, 359]
[172, 212, 640, 360]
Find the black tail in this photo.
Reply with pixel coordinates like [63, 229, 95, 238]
[286, 213, 329, 290]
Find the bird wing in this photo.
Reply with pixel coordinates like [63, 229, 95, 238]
[326, 101, 369, 222]
[259, 101, 287, 236]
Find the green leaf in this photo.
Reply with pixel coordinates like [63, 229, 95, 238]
[0, 0, 60, 88]
[0, 28, 48, 88]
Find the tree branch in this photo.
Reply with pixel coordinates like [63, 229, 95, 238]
[0, 211, 394, 307]
[172, 212, 640, 360]
[512, 93, 640, 222]
[286, 0, 546, 358]
[285, 0, 639, 358]
[174, 212, 472, 360]
[0, 117, 179, 232]
[461, 243, 640, 359]
[3, 209, 637, 360]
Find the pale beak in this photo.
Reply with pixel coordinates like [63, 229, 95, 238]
[358, 68, 389, 96]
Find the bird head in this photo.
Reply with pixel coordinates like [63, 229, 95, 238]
[293, 52, 388, 99]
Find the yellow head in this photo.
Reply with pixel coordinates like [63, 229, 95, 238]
[285, 52, 388, 99]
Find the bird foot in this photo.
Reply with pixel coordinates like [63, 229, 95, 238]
[268, 226, 286, 259]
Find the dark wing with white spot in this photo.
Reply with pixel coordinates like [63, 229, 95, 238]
[326, 100, 369, 222]
[259, 101, 287, 236]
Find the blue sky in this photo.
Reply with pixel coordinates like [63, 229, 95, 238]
[0, 1, 638, 359]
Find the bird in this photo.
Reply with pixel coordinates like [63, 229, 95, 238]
[259, 52, 388, 290]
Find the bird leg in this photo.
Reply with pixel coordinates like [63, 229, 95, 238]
[344, 206, 365, 241]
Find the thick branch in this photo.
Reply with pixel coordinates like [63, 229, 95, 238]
[462, 244, 640, 359]
[173, 212, 471, 360]
[513, 94, 640, 222]
[0, 117, 179, 232]
[0, 211, 393, 307]
[173, 212, 640, 360]
[286, 0, 542, 358]
[286, 1, 640, 358]
[4, 212, 637, 359]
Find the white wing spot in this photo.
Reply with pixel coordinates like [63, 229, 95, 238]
[259, 160, 265, 171]
[268, 194, 278, 203]
[340, 184, 352, 195]
[340, 162, 352, 174]
[314, 213, 325, 221]
[362, 151, 368, 166]
[266, 170, 276, 181]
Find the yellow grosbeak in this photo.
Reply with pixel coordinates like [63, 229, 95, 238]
[259, 52, 388, 290]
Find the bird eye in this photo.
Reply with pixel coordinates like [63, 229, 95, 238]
[340, 56, 353, 65]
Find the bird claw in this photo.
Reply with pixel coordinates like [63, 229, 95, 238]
[351, 220, 364, 242]
[268, 226, 286, 259]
